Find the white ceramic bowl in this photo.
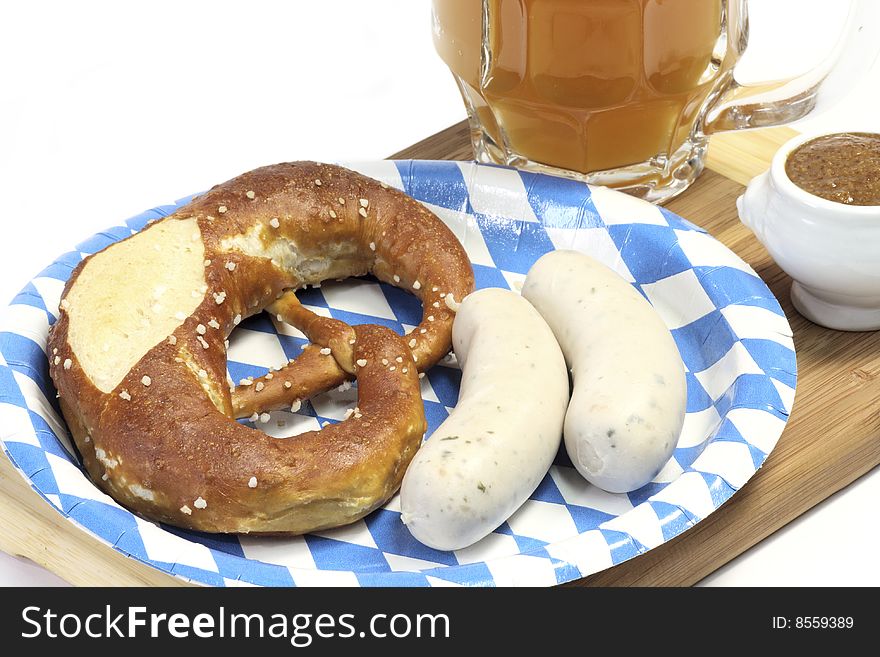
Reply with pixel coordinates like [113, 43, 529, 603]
[737, 130, 880, 331]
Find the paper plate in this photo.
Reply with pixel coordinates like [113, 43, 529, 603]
[0, 160, 796, 586]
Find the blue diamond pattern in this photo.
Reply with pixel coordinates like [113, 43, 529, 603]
[0, 160, 796, 586]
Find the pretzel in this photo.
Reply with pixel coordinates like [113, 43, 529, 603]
[47, 162, 475, 534]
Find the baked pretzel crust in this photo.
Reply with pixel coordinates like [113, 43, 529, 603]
[47, 162, 475, 534]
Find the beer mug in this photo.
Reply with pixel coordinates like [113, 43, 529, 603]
[432, 1, 879, 203]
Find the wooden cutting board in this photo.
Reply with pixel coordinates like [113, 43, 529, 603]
[2, 124, 878, 586]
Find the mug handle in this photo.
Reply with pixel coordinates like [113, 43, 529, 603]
[704, 0, 879, 134]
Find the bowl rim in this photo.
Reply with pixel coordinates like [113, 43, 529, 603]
[769, 129, 880, 218]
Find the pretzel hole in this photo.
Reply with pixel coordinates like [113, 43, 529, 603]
[225, 273, 434, 436]
[296, 276, 411, 324]
[226, 292, 360, 437]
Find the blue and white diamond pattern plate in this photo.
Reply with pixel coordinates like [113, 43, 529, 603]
[0, 160, 796, 587]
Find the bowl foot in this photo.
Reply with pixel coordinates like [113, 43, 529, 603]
[790, 281, 880, 331]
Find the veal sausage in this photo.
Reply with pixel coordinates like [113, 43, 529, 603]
[400, 288, 568, 551]
[522, 250, 686, 493]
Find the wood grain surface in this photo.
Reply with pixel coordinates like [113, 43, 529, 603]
[2, 122, 878, 587]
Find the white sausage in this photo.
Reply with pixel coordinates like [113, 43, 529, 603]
[521, 250, 686, 493]
[400, 288, 568, 551]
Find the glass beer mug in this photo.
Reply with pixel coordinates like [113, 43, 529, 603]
[432, 1, 878, 203]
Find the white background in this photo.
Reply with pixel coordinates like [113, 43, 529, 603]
[0, 0, 877, 586]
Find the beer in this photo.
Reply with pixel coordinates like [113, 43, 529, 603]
[433, 0, 736, 183]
